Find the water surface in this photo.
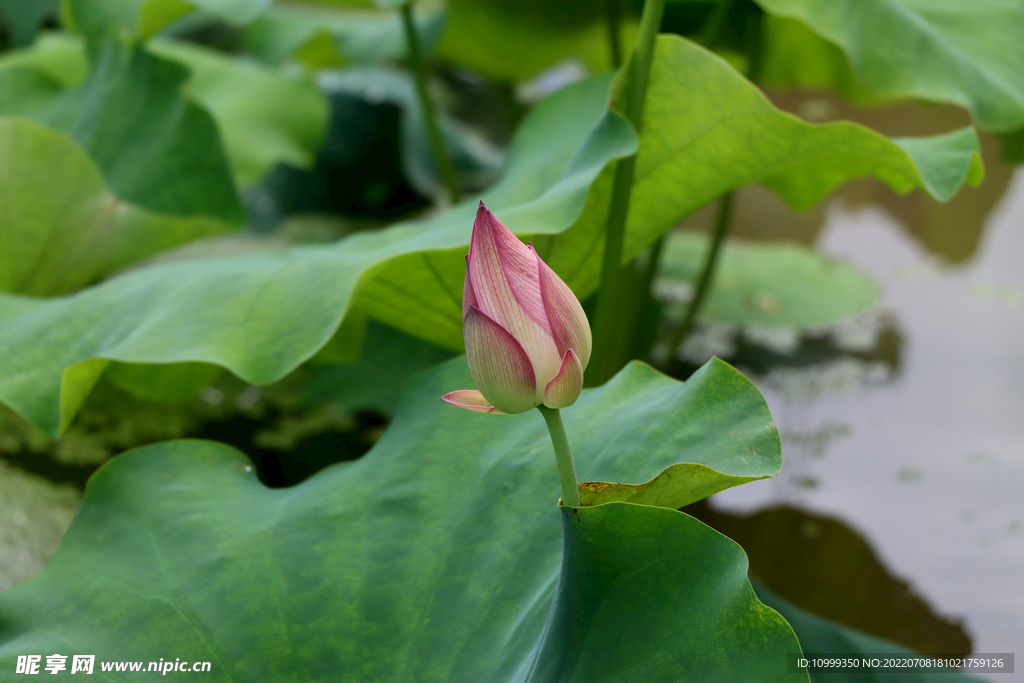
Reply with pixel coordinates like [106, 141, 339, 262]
[682, 91, 1023, 676]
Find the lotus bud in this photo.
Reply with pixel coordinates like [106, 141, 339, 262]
[441, 203, 592, 414]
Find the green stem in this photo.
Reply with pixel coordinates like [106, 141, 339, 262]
[587, 0, 666, 386]
[661, 191, 733, 369]
[697, 0, 734, 47]
[639, 235, 665, 299]
[400, 1, 460, 205]
[603, 0, 623, 67]
[587, 158, 635, 386]
[537, 406, 581, 507]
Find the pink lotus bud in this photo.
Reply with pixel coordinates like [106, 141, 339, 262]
[441, 203, 592, 414]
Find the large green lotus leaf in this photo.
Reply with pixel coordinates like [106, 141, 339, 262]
[564, 34, 984, 280]
[580, 461, 772, 510]
[0, 0, 60, 47]
[146, 38, 329, 187]
[758, 14, 883, 105]
[244, 2, 445, 67]
[0, 34, 244, 222]
[436, 0, 637, 82]
[0, 73, 637, 436]
[754, 0, 1024, 134]
[62, 0, 273, 39]
[655, 231, 880, 328]
[297, 320, 456, 417]
[0, 38, 987, 436]
[752, 581, 987, 683]
[0, 32, 325, 190]
[0, 67, 63, 117]
[0, 118, 232, 296]
[0, 32, 88, 87]
[0, 358, 808, 682]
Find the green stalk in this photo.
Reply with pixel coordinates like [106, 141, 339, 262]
[603, 0, 623, 67]
[400, 1, 460, 205]
[638, 235, 665, 304]
[537, 406, 581, 507]
[661, 191, 733, 369]
[697, 0, 734, 47]
[587, 0, 666, 386]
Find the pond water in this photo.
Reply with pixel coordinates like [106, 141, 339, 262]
[676, 91, 1023, 678]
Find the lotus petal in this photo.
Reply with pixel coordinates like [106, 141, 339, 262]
[440, 390, 506, 414]
[533, 243, 592, 369]
[462, 254, 477, 319]
[543, 349, 584, 409]
[463, 305, 537, 414]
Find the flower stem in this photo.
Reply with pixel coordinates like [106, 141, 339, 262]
[587, 0, 666, 386]
[400, 1, 461, 205]
[661, 191, 734, 369]
[537, 406, 581, 507]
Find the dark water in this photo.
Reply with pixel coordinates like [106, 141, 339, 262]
[675, 90, 1023, 675]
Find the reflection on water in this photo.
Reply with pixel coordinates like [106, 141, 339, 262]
[669, 309, 903, 384]
[674, 93, 1024, 673]
[684, 499, 972, 657]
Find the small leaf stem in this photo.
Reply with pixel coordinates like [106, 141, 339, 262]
[400, 1, 461, 205]
[603, 0, 623, 67]
[537, 405, 581, 507]
[697, 0, 734, 47]
[662, 191, 734, 369]
[588, 0, 666, 386]
[638, 235, 665, 307]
